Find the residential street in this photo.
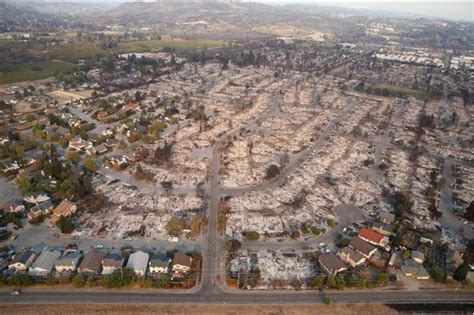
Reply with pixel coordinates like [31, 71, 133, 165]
[1, 287, 473, 305]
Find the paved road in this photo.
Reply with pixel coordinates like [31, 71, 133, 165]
[0, 178, 21, 204]
[5, 221, 202, 255]
[439, 158, 474, 239]
[241, 204, 364, 251]
[1, 288, 473, 305]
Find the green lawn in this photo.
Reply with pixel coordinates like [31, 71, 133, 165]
[46, 39, 226, 62]
[0, 61, 77, 84]
[0, 39, 15, 48]
[45, 42, 109, 63]
[117, 39, 226, 52]
[374, 84, 426, 100]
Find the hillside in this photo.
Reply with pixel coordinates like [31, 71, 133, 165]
[87, 1, 359, 40]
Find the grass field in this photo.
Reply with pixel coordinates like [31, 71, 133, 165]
[373, 84, 426, 100]
[0, 61, 77, 84]
[0, 39, 15, 48]
[118, 39, 225, 52]
[45, 42, 110, 63]
[45, 39, 226, 62]
[46, 32, 79, 38]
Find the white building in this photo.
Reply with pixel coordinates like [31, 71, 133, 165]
[126, 251, 149, 277]
[29, 250, 62, 277]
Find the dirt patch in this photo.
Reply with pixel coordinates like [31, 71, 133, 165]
[2, 303, 398, 315]
[47, 90, 93, 104]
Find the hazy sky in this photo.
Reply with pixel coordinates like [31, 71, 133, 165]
[257, 1, 474, 21]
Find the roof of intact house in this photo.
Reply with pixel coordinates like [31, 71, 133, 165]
[319, 253, 346, 271]
[53, 200, 77, 218]
[11, 250, 35, 265]
[173, 251, 192, 268]
[149, 253, 170, 268]
[358, 228, 385, 243]
[29, 250, 61, 276]
[56, 251, 83, 265]
[401, 258, 430, 278]
[126, 251, 149, 271]
[30, 200, 54, 212]
[79, 251, 104, 273]
[102, 253, 124, 267]
[348, 237, 377, 256]
[340, 246, 364, 262]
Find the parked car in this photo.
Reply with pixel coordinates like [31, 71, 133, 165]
[10, 288, 21, 295]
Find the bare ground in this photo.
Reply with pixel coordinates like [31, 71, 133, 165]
[1, 304, 398, 315]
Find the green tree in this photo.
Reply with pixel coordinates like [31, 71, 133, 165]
[326, 275, 336, 288]
[16, 176, 35, 194]
[57, 178, 82, 195]
[83, 157, 98, 172]
[376, 272, 389, 285]
[309, 274, 325, 289]
[242, 231, 260, 241]
[335, 233, 349, 248]
[400, 249, 410, 261]
[154, 274, 171, 288]
[55, 216, 74, 234]
[144, 278, 154, 288]
[165, 217, 185, 237]
[453, 262, 469, 282]
[8, 274, 35, 286]
[72, 275, 86, 287]
[225, 239, 241, 253]
[291, 279, 302, 290]
[431, 265, 447, 283]
[391, 232, 403, 247]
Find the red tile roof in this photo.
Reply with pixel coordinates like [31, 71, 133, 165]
[359, 228, 385, 244]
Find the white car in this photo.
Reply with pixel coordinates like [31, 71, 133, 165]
[94, 244, 104, 249]
[10, 288, 21, 295]
[168, 236, 179, 243]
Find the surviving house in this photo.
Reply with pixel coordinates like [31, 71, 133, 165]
[51, 200, 77, 224]
[148, 254, 170, 275]
[8, 250, 37, 271]
[54, 251, 83, 273]
[28, 250, 62, 277]
[24, 192, 50, 205]
[318, 253, 347, 275]
[8, 200, 25, 213]
[411, 251, 425, 264]
[401, 258, 430, 280]
[101, 253, 124, 275]
[348, 237, 378, 258]
[358, 228, 390, 249]
[338, 246, 366, 268]
[172, 251, 192, 275]
[28, 200, 54, 220]
[379, 211, 395, 224]
[68, 136, 90, 151]
[372, 222, 395, 236]
[78, 251, 104, 276]
[126, 251, 149, 277]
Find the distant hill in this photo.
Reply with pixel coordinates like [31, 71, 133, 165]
[0, 2, 87, 32]
[0, 2, 55, 32]
[6, 1, 121, 17]
[86, 0, 358, 40]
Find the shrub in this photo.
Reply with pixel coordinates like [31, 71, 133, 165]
[242, 231, 260, 241]
[225, 239, 241, 252]
[29, 214, 45, 225]
[165, 217, 185, 237]
[55, 216, 74, 234]
[72, 275, 86, 287]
